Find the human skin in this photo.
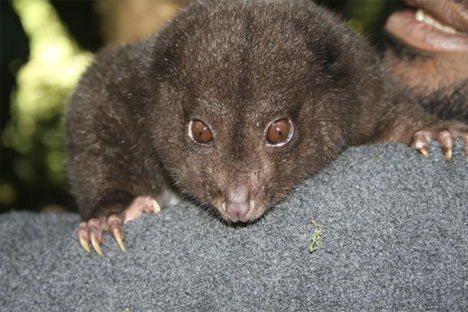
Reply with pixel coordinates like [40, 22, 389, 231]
[384, 0, 468, 119]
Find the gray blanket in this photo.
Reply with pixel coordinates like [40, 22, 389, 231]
[1, 141, 467, 311]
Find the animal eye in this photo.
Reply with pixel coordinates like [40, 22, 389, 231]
[190, 120, 212, 144]
[267, 119, 293, 145]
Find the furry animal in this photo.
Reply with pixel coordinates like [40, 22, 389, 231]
[64, 0, 468, 255]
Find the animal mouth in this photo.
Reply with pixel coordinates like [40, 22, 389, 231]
[385, 0, 468, 53]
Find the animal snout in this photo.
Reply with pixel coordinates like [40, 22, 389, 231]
[225, 202, 251, 222]
[223, 187, 254, 222]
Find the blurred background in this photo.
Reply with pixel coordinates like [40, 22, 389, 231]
[0, 0, 401, 214]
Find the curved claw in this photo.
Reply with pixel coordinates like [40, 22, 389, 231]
[77, 196, 161, 255]
[445, 149, 452, 162]
[90, 236, 103, 256]
[151, 198, 161, 213]
[112, 228, 126, 253]
[79, 235, 91, 253]
[411, 128, 468, 161]
[412, 131, 430, 158]
[420, 148, 429, 158]
[437, 130, 454, 162]
[107, 215, 126, 253]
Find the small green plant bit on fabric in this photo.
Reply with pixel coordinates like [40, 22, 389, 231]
[374, 150, 383, 160]
[310, 220, 323, 253]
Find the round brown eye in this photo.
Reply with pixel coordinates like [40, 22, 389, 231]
[190, 120, 212, 144]
[267, 119, 292, 145]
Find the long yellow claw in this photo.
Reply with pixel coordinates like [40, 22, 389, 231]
[79, 236, 91, 253]
[151, 198, 161, 213]
[112, 228, 126, 253]
[445, 149, 452, 162]
[90, 236, 103, 256]
[420, 149, 429, 158]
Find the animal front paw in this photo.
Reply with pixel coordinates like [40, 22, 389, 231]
[78, 196, 161, 256]
[410, 123, 468, 161]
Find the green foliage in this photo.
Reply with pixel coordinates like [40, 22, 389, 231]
[310, 220, 323, 254]
[1, 0, 91, 211]
[345, 0, 385, 36]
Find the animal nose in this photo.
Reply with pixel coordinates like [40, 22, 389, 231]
[224, 187, 252, 222]
[225, 202, 251, 222]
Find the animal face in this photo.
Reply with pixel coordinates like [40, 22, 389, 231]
[147, 1, 366, 222]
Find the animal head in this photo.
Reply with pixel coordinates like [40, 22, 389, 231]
[146, 0, 376, 222]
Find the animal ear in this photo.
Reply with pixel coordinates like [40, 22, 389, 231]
[296, 19, 351, 86]
[150, 8, 197, 79]
[314, 33, 356, 88]
[151, 35, 185, 80]
[320, 44, 339, 67]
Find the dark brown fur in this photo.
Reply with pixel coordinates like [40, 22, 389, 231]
[65, 0, 466, 222]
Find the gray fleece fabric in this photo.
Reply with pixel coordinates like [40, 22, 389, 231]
[1, 141, 467, 311]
